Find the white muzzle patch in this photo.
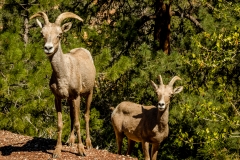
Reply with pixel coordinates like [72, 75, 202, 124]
[44, 42, 54, 54]
[158, 101, 165, 110]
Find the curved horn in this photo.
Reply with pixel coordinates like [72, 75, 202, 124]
[168, 76, 181, 87]
[158, 75, 163, 85]
[30, 12, 49, 24]
[55, 12, 83, 25]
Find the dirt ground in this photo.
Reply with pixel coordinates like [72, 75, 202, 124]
[0, 130, 137, 160]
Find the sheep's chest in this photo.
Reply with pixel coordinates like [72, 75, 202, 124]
[50, 77, 79, 99]
[148, 126, 169, 143]
[50, 83, 68, 98]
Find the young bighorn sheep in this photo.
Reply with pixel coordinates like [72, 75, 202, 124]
[30, 12, 96, 158]
[111, 75, 183, 160]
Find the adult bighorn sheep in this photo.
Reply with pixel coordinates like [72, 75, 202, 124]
[30, 12, 96, 157]
[111, 75, 183, 160]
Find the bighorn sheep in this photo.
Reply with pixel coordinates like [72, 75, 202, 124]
[111, 75, 183, 160]
[30, 12, 96, 157]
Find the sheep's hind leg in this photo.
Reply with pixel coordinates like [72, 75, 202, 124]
[115, 131, 124, 155]
[112, 117, 124, 155]
[126, 139, 135, 156]
[84, 90, 93, 149]
[53, 98, 63, 158]
[67, 99, 75, 147]
[73, 96, 86, 156]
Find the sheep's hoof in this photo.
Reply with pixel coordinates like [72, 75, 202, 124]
[78, 143, 86, 156]
[68, 142, 74, 147]
[86, 139, 92, 149]
[52, 148, 61, 158]
[67, 140, 74, 147]
[67, 136, 75, 147]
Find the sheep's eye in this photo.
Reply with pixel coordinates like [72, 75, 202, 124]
[43, 36, 47, 41]
[57, 33, 62, 39]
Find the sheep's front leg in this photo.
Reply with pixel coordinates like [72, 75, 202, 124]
[85, 90, 93, 149]
[142, 141, 150, 160]
[72, 96, 86, 156]
[151, 143, 160, 160]
[53, 98, 63, 158]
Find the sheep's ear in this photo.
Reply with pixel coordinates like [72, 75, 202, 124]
[36, 19, 43, 28]
[150, 80, 158, 91]
[62, 22, 72, 32]
[173, 86, 183, 94]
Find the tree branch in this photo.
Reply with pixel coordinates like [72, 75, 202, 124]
[134, 11, 203, 32]
[171, 10, 203, 31]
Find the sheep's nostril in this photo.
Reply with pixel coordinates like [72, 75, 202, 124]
[158, 103, 165, 107]
[45, 46, 53, 51]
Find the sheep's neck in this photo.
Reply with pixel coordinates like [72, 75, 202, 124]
[157, 106, 169, 131]
[49, 43, 68, 78]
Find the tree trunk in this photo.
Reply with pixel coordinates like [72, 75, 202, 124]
[23, 0, 29, 46]
[154, 0, 171, 54]
[23, 15, 29, 46]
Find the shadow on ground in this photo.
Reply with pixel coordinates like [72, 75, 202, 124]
[0, 137, 56, 156]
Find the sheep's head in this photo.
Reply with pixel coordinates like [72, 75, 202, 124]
[30, 12, 83, 56]
[151, 75, 183, 111]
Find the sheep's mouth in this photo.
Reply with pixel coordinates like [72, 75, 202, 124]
[44, 50, 55, 56]
[158, 107, 165, 111]
[45, 50, 53, 53]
